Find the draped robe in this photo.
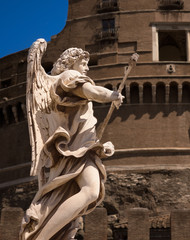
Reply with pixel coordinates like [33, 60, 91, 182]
[20, 70, 112, 240]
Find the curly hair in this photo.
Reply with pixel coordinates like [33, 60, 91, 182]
[51, 48, 90, 75]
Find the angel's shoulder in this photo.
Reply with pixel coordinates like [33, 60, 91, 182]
[59, 70, 81, 80]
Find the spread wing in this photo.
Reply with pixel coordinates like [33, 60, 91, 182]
[26, 38, 57, 186]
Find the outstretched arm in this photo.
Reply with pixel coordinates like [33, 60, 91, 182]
[81, 82, 124, 108]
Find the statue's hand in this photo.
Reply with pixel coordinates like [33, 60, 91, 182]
[113, 93, 125, 109]
[131, 53, 139, 62]
[103, 141, 115, 157]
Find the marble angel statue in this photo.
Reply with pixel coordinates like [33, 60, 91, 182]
[19, 38, 124, 240]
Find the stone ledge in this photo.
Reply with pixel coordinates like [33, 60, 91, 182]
[0, 176, 37, 190]
[106, 164, 190, 172]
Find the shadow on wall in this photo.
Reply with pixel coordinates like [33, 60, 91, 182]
[95, 103, 190, 127]
[94, 80, 190, 125]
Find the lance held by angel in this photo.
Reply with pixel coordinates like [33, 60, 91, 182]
[19, 38, 126, 240]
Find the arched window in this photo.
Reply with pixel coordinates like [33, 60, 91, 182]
[169, 82, 178, 103]
[17, 102, 25, 121]
[105, 83, 113, 90]
[6, 105, 15, 124]
[156, 82, 165, 103]
[143, 82, 152, 103]
[182, 82, 190, 103]
[130, 83, 139, 104]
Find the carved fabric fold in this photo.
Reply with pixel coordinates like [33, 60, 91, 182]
[20, 69, 110, 240]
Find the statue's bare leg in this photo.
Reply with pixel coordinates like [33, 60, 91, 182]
[36, 160, 100, 240]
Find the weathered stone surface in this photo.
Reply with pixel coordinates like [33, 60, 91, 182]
[1, 169, 190, 237]
[1, 0, 190, 239]
[0, 180, 37, 211]
[84, 208, 107, 240]
[0, 207, 24, 240]
[104, 169, 190, 222]
[171, 209, 190, 240]
[127, 208, 149, 240]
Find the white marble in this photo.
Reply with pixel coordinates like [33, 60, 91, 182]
[19, 39, 123, 240]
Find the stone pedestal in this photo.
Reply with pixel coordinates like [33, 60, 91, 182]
[171, 209, 190, 240]
[127, 208, 149, 240]
[0, 207, 24, 240]
[84, 208, 107, 240]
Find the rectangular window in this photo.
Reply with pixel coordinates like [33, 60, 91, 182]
[152, 24, 190, 62]
[157, 0, 184, 10]
[159, 30, 187, 61]
[97, 0, 119, 13]
[102, 19, 115, 31]
[95, 18, 118, 41]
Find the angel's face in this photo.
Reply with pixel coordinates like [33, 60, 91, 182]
[72, 58, 89, 76]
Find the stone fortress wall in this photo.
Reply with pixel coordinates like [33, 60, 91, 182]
[1, 0, 190, 239]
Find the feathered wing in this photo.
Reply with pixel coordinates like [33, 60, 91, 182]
[26, 38, 57, 187]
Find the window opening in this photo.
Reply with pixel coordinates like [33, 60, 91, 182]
[182, 82, 190, 103]
[97, 0, 119, 13]
[105, 83, 113, 90]
[169, 82, 178, 103]
[130, 83, 139, 104]
[143, 83, 152, 103]
[96, 18, 117, 41]
[159, 30, 187, 61]
[156, 83, 165, 103]
[6, 105, 15, 124]
[17, 102, 25, 121]
[102, 19, 115, 32]
[157, 0, 184, 10]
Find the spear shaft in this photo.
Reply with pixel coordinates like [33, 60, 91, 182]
[97, 54, 138, 140]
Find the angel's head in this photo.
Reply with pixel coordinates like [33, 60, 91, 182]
[51, 48, 90, 75]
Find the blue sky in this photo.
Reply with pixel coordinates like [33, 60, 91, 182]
[0, 0, 68, 58]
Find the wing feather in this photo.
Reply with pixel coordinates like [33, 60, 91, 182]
[26, 39, 57, 185]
